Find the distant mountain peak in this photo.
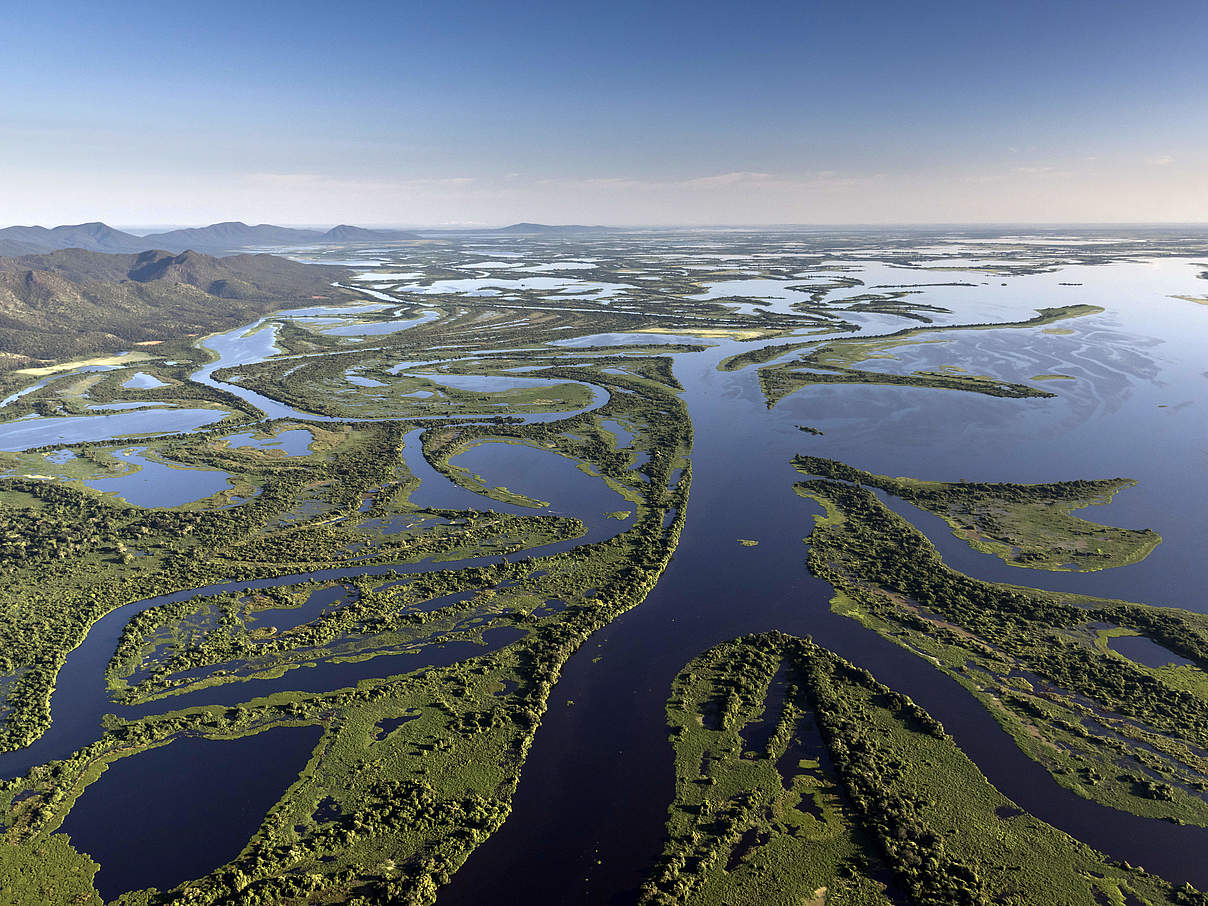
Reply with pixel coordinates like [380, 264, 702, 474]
[495, 222, 616, 234]
[321, 224, 420, 241]
[0, 220, 423, 256]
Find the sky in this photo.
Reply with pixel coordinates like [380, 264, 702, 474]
[2, 0, 1206, 226]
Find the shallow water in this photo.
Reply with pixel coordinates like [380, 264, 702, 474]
[225, 428, 314, 456]
[121, 372, 169, 390]
[1108, 634, 1193, 668]
[0, 408, 231, 452]
[442, 257, 1208, 901]
[4, 251, 1208, 899]
[84, 447, 233, 507]
[0, 430, 633, 781]
[449, 441, 629, 518]
[397, 276, 632, 299]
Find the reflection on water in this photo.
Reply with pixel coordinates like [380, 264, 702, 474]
[449, 441, 629, 518]
[122, 372, 169, 390]
[84, 447, 233, 507]
[225, 428, 314, 456]
[0, 408, 231, 452]
[5, 249, 1208, 899]
[442, 256, 1208, 902]
[1107, 634, 1193, 668]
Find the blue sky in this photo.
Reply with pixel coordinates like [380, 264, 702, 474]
[2, 0, 1205, 225]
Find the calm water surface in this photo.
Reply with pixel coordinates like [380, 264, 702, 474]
[5, 256, 1208, 899]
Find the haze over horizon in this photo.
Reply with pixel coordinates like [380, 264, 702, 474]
[3, 0, 1206, 226]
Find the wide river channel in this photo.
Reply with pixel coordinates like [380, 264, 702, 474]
[1, 256, 1206, 900]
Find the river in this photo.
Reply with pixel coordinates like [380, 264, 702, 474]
[2, 253, 1207, 899]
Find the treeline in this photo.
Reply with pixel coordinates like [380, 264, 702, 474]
[760, 353, 1055, 407]
[799, 474, 1208, 822]
[756, 303, 1103, 406]
[643, 632, 1207, 906]
[795, 455, 1133, 505]
[795, 455, 1162, 572]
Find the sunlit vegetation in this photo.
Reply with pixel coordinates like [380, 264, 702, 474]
[0, 833, 102, 905]
[1, 417, 690, 906]
[756, 304, 1102, 406]
[0, 312, 692, 902]
[642, 632, 1196, 906]
[2, 230, 1206, 904]
[796, 455, 1162, 571]
[0, 249, 352, 365]
[797, 463, 1208, 825]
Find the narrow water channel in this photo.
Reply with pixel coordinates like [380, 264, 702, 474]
[0, 429, 631, 780]
[5, 259, 1208, 900]
[440, 335, 1208, 904]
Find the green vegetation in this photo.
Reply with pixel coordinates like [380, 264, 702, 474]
[796, 462, 1208, 825]
[717, 338, 830, 372]
[0, 418, 598, 750]
[0, 336, 693, 903]
[2, 232, 1204, 903]
[642, 632, 1199, 906]
[796, 456, 1162, 571]
[756, 305, 1102, 406]
[0, 833, 102, 905]
[0, 249, 353, 366]
[641, 634, 887, 906]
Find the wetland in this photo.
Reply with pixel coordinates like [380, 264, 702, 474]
[1, 230, 1207, 904]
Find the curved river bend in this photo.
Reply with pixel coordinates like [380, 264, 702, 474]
[3, 260, 1208, 899]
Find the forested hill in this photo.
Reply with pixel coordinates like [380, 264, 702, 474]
[0, 248, 352, 364]
[0, 221, 421, 256]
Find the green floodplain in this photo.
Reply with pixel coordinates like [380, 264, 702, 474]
[642, 632, 1198, 906]
[796, 461, 1208, 828]
[0, 231, 1206, 904]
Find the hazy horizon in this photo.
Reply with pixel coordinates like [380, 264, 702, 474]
[28, 220, 1208, 234]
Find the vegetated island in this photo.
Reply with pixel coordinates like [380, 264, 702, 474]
[795, 455, 1161, 572]
[0, 352, 693, 905]
[751, 304, 1103, 406]
[795, 459, 1208, 827]
[640, 631, 1204, 906]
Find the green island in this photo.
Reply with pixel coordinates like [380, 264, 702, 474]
[795, 460, 1208, 826]
[0, 360, 692, 903]
[752, 305, 1103, 406]
[0, 226, 1205, 904]
[640, 632, 1201, 906]
[795, 456, 1162, 571]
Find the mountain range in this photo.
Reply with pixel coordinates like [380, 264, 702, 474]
[492, 222, 619, 235]
[0, 220, 632, 256]
[0, 222, 422, 257]
[0, 248, 352, 363]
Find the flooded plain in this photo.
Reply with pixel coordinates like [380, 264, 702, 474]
[1, 238, 1207, 900]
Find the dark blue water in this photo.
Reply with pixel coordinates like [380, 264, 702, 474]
[441, 266, 1208, 903]
[7, 256, 1208, 901]
[448, 440, 630, 519]
[0, 429, 634, 778]
[59, 725, 323, 901]
[123, 627, 526, 718]
[1108, 635, 1193, 668]
[0, 425, 637, 898]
